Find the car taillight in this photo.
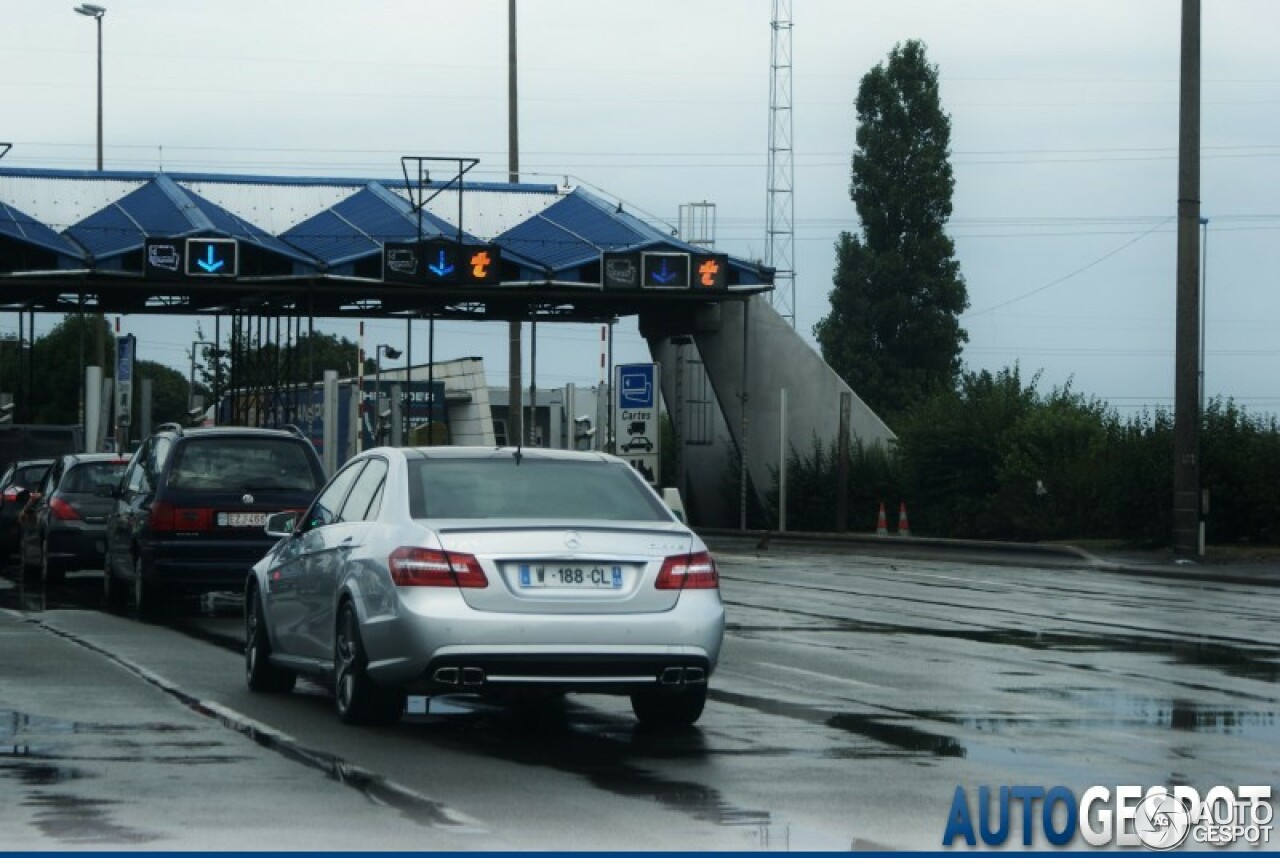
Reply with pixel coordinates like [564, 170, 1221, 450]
[389, 547, 488, 588]
[655, 551, 719, 590]
[2, 487, 19, 502]
[149, 502, 213, 533]
[49, 497, 81, 521]
[150, 501, 174, 532]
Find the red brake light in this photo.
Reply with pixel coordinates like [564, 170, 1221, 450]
[389, 547, 488, 588]
[178, 508, 213, 531]
[655, 551, 719, 590]
[2, 487, 19, 502]
[149, 501, 175, 532]
[149, 503, 214, 533]
[49, 497, 81, 521]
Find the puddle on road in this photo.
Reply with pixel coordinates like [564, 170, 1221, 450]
[711, 688, 969, 760]
[827, 713, 966, 757]
[712, 685, 1280, 767]
[1, 709, 164, 845]
[25, 793, 160, 845]
[994, 689, 1280, 744]
[727, 613, 1280, 683]
[190, 701, 472, 831]
[7, 614, 477, 836]
[400, 696, 776, 837]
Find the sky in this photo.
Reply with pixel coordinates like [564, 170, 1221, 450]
[2, 0, 1278, 416]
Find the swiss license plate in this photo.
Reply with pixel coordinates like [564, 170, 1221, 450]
[518, 564, 623, 589]
[219, 512, 267, 528]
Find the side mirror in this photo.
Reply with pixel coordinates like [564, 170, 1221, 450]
[264, 511, 299, 539]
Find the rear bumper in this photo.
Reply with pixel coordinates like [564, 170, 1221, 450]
[45, 525, 108, 572]
[142, 537, 277, 590]
[411, 649, 712, 695]
[361, 588, 725, 695]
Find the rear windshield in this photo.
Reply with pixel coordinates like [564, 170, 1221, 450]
[16, 465, 50, 487]
[166, 439, 321, 493]
[63, 461, 128, 493]
[408, 458, 672, 522]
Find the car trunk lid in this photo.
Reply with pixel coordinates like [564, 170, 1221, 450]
[431, 520, 695, 614]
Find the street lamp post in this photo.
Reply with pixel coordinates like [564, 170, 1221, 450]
[75, 4, 107, 413]
[73, 4, 106, 171]
[375, 345, 402, 445]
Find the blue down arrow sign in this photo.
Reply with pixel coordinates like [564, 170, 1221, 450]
[651, 258, 677, 284]
[197, 245, 225, 273]
[428, 249, 455, 278]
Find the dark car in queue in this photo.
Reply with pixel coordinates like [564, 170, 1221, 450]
[17, 453, 130, 587]
[246, 447, 724, 729]
[105, 424, 326, 619]
[1, 458, 52, 560]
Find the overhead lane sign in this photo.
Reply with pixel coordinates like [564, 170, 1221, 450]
[602, 253, 640, 291]
[186, 238, 238, 277]
[144, 237, 239, 279]
[382, 239, 501, 286]
[641, 252, 690, 290]
[694, 253, 728, 291]
[601, 251, 729, 292]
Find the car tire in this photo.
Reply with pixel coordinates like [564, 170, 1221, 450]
[19, 536, 39, 583]
[246, 587, 296, 693]
[630, 684, 707, 729]
[333, 602, 402, 726]
[103, 560, 127, 613]
[133, 555, 164, 622]
[20, 553, 39, 584]
[41, 539, 65, 589]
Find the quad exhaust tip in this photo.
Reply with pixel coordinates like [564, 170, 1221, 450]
[660, 666, 707, 686]
[433, 667, 460, 685]
[432, 666, 486, 686]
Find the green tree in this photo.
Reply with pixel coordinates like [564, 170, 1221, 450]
[195, 327, 373, 393]
[814, 40, 969, 421]
[133, 360, 201, 428]
[10, 314, 112, 424]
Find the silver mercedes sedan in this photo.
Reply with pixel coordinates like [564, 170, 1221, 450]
[245, 446, 725, 728]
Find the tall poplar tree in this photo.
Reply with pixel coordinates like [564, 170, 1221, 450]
[814, 40, 968, 420]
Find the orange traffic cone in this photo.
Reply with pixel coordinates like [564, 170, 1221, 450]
[897, 502, 912, 537]
[875, 501, 889, 536]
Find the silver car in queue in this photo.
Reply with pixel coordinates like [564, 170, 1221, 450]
[245, 446, 725, 728]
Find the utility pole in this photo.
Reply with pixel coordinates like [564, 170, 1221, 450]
[506, 0, 523, 447]
[1173, 0, 1202, 556]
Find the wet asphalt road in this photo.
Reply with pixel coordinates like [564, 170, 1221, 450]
[2, 544, 1278, 850]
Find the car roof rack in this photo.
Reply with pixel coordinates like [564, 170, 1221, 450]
[154, 422, 184, 435]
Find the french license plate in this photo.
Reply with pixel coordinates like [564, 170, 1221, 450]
[219, 512, 267, 528]
[518, 564, 623, 589]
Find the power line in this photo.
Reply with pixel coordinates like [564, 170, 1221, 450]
[962, 217, 1174, 319]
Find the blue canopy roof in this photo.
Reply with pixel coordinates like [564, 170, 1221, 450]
[0, 200, 85, 267]
[0, 166, 772, 286]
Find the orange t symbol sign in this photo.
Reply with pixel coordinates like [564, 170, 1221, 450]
[698, 259, 720, 287]
[470, 251, 491, 279]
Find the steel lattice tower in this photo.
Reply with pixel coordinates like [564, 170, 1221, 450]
[766, 0, 795, 327]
